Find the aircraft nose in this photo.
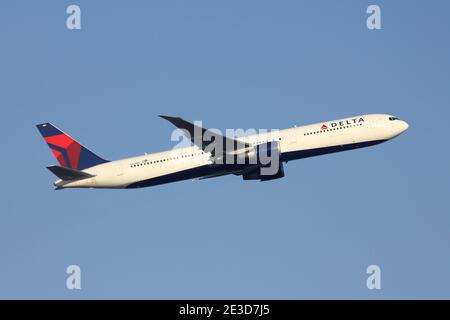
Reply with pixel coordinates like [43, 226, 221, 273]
[391, 120, 409, 137]
[399, 120, 409, 132]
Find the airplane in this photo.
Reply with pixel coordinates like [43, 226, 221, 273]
[36, 114, 408, 189]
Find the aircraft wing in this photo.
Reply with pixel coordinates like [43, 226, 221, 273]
[159, 115, 250, 154]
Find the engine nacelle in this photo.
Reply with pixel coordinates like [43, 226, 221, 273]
[241, 141, 284, 181]
[242, 162, 285, 181]
[260, 163, 285, 181]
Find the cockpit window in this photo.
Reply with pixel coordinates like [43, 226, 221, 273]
[389, 117, 399, 121]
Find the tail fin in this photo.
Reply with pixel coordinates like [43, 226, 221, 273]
[36, 123, 108, 170]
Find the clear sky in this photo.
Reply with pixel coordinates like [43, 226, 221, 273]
[1, 0, 449, 299]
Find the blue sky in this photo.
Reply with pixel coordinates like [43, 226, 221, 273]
[0, 0, 449, 299]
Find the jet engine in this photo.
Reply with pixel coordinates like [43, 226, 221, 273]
[240, 141, 285, 181]
[242, 162, 285, 181]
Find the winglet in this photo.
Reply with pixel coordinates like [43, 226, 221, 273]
[159, 115, 180, 121]
[158, 115, 189, 129]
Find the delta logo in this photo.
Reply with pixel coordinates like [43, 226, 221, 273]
[320, 117, 365, 130]
[331, 117, 365, 127]
[44, 134, 81, 169]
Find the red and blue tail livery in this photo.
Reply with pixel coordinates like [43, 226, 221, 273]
[36, 123, 108, 170]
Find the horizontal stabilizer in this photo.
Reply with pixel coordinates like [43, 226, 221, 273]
[46, 165, 94, 181]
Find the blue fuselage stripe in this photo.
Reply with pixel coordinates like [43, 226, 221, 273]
[280, 139, 387, 162]
[125, 139, 387, 189]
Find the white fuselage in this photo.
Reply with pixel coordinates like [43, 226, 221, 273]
[55, 114, 408, 189]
